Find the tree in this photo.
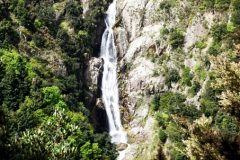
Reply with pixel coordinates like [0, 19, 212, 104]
[0, 19, 19, 48]
[65, 2, 83, 30]
[42, 86, 61, 105]
[210, 52, 240, 120]
[13, 1, 34, 29]
[36, 2, 55, 28]
[174, 114, 240, 160]
[80, 141, 102, 160]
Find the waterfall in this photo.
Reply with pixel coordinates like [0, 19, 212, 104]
[100, 0, 128, 144]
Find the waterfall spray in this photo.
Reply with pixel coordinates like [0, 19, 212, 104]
[100, 0, 128, 144]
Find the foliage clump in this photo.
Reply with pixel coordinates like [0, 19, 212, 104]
[165, 69, 181, 87]
[168, 28, 184, 49]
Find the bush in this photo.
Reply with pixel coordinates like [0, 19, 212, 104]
[159, 0, 173, 12]
[34, 19, 43, 28]
[159, 130, 167, 143]
[32, 33, 46, 47]
[181, 104, 202, 122]
[165, 69, 180, 87]
[211, 24, 227, 42]
[159, 92, 186, 114]
[151, 94, 160, 111]
[152, 69, 159, 77]
[65, 2, 83, 29]
[207, 42, 220, 56]
[227, 23, 236, 33]
[231, 10, 240, 25]
[156, 112, 170, 129]
[181, 67, 193, 86]
[0, 19, 20, 48]
[215, 0, 231, 12]
[168, 28, 184, 49]
[215, 111, 237, 137]
[160, 27, 169, 35]
[165, 122, 182, 142]
[204, 0, 215, 9]
[196, 41, 207, 49]
[232, 0, 240, 10]
[189, 81, 201, 96]
[200, 99, 218, 117]
[13, 2, 33, 29]
[171, 151, 188, 160]
[36, 2, 56, 28]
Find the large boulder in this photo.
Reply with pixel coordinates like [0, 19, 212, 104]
[84, 57, 103, 107]
[115, 27, 129, 59]
[84, 57, 103, 94]
[116, 143, 128, 151]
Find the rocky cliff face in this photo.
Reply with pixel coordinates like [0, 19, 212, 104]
[85, 0, 234, 159]
[115, 0, 166, 158]
[113, 0, 218, 159]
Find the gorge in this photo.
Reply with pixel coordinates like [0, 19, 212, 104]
[0, 0, 240, 159]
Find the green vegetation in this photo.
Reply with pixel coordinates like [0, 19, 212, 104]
[148, 0, 240, 159]
[215, 0, 231, 11]
[0, 0, 117, 159]
[0, 19, 20, 48]
[159, 0, 175, 12]
[160, 27, 169, 35]
[165, 69, 181, 87]
[198, 0, 231, 11]
[231, 0, 240, 25]
[152, 23, 240, 159]
[2, 0, 240, 159]
[181, 67, 193, 86]
[168, 28, 184, 49]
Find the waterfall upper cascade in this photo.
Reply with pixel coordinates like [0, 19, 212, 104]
[100, 0, 128, 144]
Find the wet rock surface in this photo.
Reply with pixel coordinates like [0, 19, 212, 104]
[116, 143, 128, 151]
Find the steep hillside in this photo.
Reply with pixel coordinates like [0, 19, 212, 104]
[114, 0, 240, 159]
[0, 0, 118, 159]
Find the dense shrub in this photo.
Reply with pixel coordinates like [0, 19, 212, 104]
[0, 19, 20, 48]
[159, 92, 186, 114]
[204, 0, 215, 9]
[159, 0, 173, 12]
[189, 81, 201, 96]
[215, 0, 231, 12]
[165, 69, 181, 87]
[36, 2, 56, 30]
[231, 10, 240, 25]
[13, 2, 34, 29]
[168, 28, 184, 49]
[160, 27, 169, 35]
[151, 94, 160, 111]
[0, 50, 30, 110]
[211, 24, 227, 42]
[215, 111, 237, 137]
[32, 32, 45, 47]
[65, 2, 84, 30]
[159, 130, 167, 143]
[207, 43, 220, 56]
[181, 67, 193, 86]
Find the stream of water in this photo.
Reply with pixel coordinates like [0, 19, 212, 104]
[100, 0, 128, 145]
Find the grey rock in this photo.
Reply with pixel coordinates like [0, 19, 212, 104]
[84, 57, 103, 93]
[81, 0, 90, 15]
[116, 143, 128, 151]
[115, 27, 129, 59]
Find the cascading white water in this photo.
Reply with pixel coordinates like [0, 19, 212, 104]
[100, 0, 128, 144]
